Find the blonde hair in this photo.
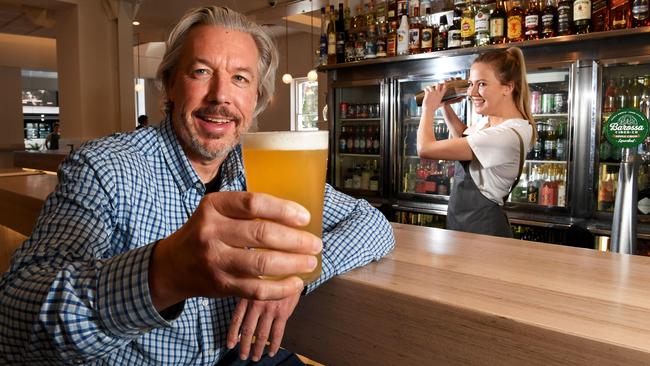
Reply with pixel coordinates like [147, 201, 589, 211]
[474, 47, 537, 144]
[156, 6, 278, 119]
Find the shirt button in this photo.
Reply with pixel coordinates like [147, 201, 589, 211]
[208, 348, 215, 356]
[74, 359, 83, 364]
[202, 299, 209, 307]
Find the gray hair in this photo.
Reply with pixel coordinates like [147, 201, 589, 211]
[156, 6, 278, 118]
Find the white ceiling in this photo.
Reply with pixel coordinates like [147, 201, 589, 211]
[0, 0, 326, 42]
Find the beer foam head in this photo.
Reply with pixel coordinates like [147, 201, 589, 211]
[242, 131, 329, 150]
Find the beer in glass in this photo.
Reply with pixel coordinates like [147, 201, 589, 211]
[241, 131, 329, 284]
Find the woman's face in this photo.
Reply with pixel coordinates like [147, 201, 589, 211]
[467, 62, 513, 117]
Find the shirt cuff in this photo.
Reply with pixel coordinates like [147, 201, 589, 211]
[97, 243, 181, 337]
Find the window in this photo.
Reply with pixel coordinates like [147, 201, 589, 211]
[134, 78, 146, 126]
[291, 77, 318, 131]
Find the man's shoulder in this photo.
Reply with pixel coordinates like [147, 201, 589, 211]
[71, 128, 162, 167]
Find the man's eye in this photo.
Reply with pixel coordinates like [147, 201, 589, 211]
[234, 75, 249, 83]
[193, 69, 210, 77]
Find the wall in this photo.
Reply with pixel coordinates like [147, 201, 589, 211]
[0, 33, 57, 71]
[0, 67, 25, 168]
[144, 78, 165, 126]
[258, 31, 324, 132]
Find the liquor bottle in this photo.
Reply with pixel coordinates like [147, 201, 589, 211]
[376, 22, 388, 57]
[507, 0, 525, 42]
[618, 76, 630, 109]
[597, 167, 615, 211]
[355, 30, 367, 60]
[610, 0, 632, 29]
[344, 2, 352, 33]
[557, 0, 573, 35]
[511, 166, 529, 202]
[557, 168, 567, 206]
[527, 166, 539, 203]
[540, 167, 559, 206]
[631, 77, 643, 109]
[336, 3, 346, 63]
[372, 126, 381, 154]
[435, 15, 449, 50]
[397, 14, 410, 55]
[327, 6, 338, 64]
[397, 0, 408, 17]
[640, 75, 650, 118]
[345, 32, 357, 62]
[591, 0, 609, 32]
[556, 121, 567, 160]
[475, 0, 491, 46]
[460, 0, 476, 47]
[408, 16, 422, 54]
[410, 0, 421, 17]
[352, 4, 365, 30]
[544, 120, 558, 160]
[365, 24, 378, 59]
[387, 0, 398, 22]
[346, 126, 355, 153]
[573, 0, 592, 34]
[387, 20, 398, 56]
[358, 126, 367, 153]
[603, 78, 618, 113]
[319, 7, 328, 65]
[448, 9, 463, 48]
[367, 2, 377, 27]
[490, 0, 507, 44]
[365, 127, 374, 154]
[525, 0, 542, 40]
[376, 0, 388, 24]
[421, 16, 434, 52]
[632, 0, 650, 27]
[339, 126, 348, 153]
[541, 0, 558, 38]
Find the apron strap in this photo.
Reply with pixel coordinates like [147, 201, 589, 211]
[503, 127, 525, 203]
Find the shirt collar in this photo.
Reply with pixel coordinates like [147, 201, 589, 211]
[158, 115, 246, 194]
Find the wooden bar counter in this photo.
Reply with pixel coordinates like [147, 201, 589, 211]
[284, 223, 650, 365]
[2, 174, 650, 365]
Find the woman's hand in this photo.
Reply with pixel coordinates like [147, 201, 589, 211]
[421, 83, 447, 112]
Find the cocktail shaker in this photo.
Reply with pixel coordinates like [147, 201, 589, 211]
[414, 79, 470, 107]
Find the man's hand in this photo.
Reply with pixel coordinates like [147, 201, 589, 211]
[227, 293, 301, 362]
[148, 192, 321, 311]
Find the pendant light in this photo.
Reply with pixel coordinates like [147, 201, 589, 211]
[134, 32, 144, 92]
[281, 11, 293, 85]
[307, 0, 318, 82]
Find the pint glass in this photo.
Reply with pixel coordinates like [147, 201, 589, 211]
[241, 130, 329, 284]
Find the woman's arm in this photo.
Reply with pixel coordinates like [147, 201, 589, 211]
[417, 84, 473, 161]
[442, 104, 468, 139]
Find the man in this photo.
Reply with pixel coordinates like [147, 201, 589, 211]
[136, 114, 149, 129]
[45, 122, 60, 149]
[0, 6, 394, 365]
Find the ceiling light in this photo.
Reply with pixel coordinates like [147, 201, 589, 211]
[132, 21, 140, 26]
[282, 12, 292, 85]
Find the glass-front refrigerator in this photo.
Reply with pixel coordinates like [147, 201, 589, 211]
[394, 71, 466, 209]
[596, 58, 650, 218]
[508, 67, 573, 211]
[331, 80, 386, 204]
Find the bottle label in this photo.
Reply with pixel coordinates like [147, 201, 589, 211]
[409, 28, 421, 50]
[475, 11, 489, 32]
[328, 33, 336, 55]
[421, 28, 433, 48]
[461, 18, 475, 38]
[639, 197, 650, 215]
[507, 15, 523, 39]
[490, 18, 505, 37]
[573, 0, 591, 21]
[448, 29, 461, 47]
[525, 15, 539, 35]
[541, 14, 555, 29]
[558, 5, 572, 32]
[633, 5, 650, 20]
[397, 29, 409, 54]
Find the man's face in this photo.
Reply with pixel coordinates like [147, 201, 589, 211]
[167, 25, 260, 162]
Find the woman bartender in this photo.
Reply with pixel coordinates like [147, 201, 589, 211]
[416, 47, 535, 237]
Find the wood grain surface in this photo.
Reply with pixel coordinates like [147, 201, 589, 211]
[284, 223, 650, 365]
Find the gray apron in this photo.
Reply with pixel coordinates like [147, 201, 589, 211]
[446, 128, 524, 238]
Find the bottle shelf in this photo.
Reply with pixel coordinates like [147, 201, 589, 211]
[340, 118, 381, 122]
[525, 160, 568, 164]
[533, 113, 569, 118]
[339, 153, 381, 158]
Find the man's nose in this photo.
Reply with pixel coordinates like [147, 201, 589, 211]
[206, 74, 231, 104]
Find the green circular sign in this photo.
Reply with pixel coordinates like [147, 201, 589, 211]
[604, 108, 649, 148]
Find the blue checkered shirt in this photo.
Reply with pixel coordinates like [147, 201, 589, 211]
[0, 118, 395, 365]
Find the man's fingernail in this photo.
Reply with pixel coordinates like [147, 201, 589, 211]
[308, 255, 317, 269]
[240, 354, 247, 360]
[294, 205, 310, 224]
[313, 238, 322, 253]
[226, 342, 234, 349]
[268, 351, 276, 358]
